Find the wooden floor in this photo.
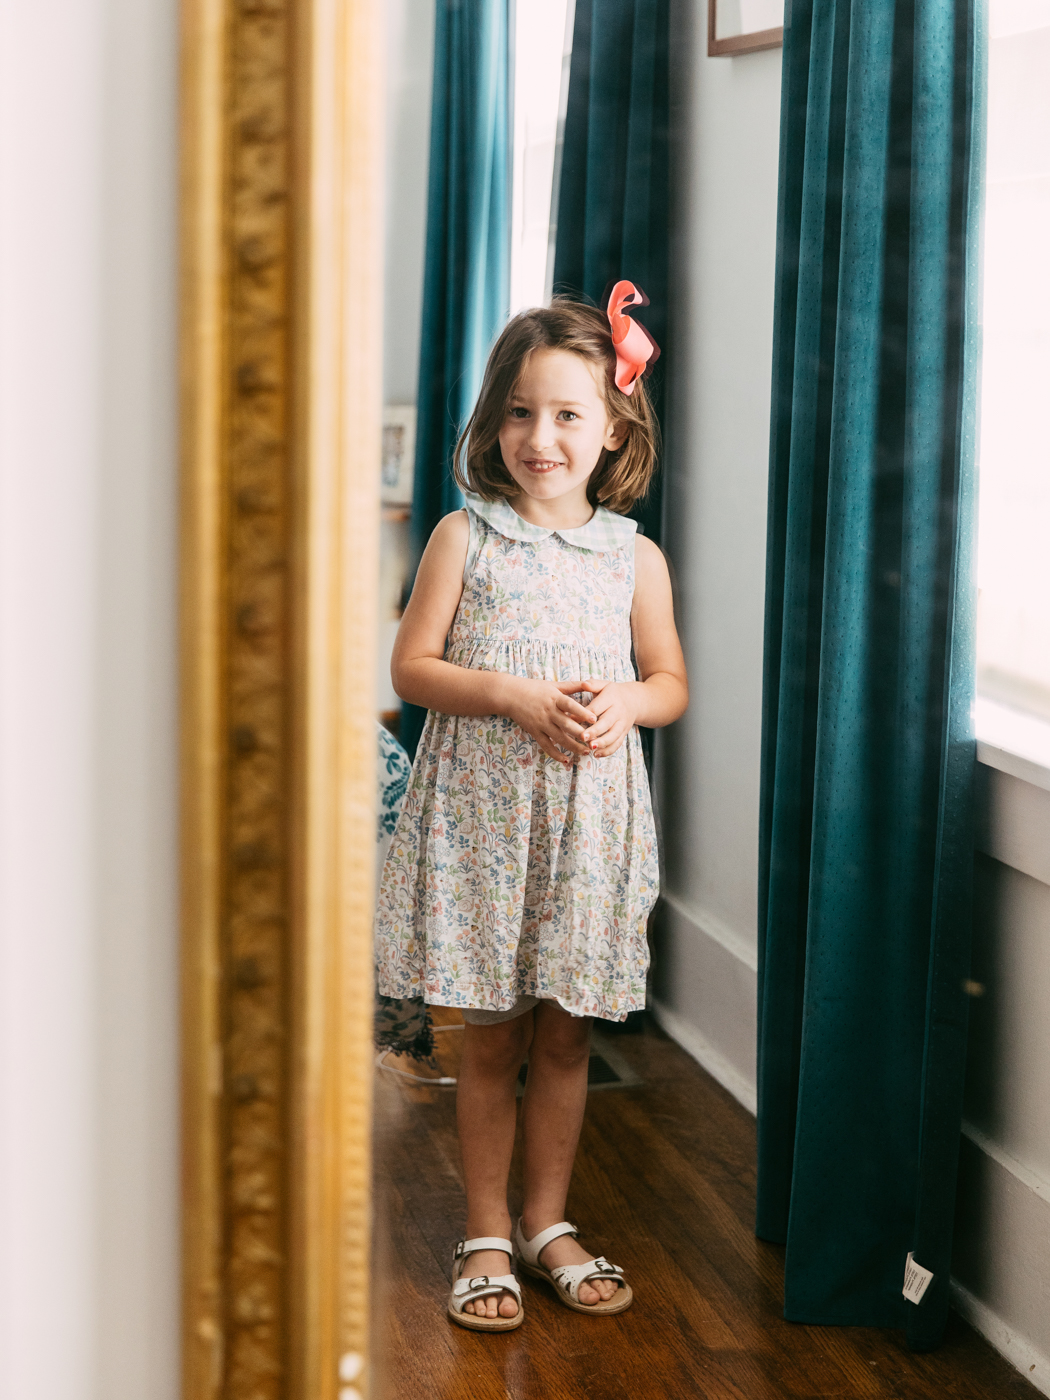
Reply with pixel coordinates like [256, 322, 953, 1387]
[371, 1014, 1038, 1400]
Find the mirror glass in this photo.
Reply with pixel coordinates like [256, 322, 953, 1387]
[367, 2, 1050, 1395]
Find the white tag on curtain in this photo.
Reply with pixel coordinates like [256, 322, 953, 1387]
[903, 1252, 935, 1304]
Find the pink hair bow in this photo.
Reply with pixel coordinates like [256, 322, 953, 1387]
[606, 280, 660, 394]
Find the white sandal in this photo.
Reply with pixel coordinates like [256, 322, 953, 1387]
[447, 1236, 524, 1332]
[514, 1219, 633, 1315]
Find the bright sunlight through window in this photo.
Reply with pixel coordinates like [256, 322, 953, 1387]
[977, 0, 1050, 724]
[510, 0, 574, 314]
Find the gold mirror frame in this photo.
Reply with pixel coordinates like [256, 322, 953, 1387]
[179, 1, 381, 1395]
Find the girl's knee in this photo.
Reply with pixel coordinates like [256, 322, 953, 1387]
[464, 1015, 531, 1072]
[530, 1007, 591, 1070]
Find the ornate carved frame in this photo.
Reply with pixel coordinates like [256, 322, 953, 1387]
[179, 1, 381, 1396]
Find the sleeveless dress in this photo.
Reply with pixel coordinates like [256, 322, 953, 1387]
[374, 493, 660, 1022]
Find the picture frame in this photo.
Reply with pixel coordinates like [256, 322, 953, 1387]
[381, 404, 417, 504]
[708, 0, 784, 56]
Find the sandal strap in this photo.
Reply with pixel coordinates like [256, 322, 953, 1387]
[515, 1219, 578, 1264]
[454, 1236, 513, 1260]
[551, 1256, 625, 1302]
[450, 1272, 521, 1313]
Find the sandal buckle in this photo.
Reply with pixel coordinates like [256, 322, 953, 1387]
[468, 1276, 490, 1291]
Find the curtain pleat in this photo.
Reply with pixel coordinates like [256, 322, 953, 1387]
[552, 0, 670, 543]
[757, 0, 984, 1349]
[400, 0, 511, 759]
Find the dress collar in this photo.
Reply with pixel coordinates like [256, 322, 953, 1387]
[464, 492, 637, 553]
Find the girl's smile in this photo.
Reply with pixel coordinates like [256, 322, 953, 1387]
[498, 348, 626, 525]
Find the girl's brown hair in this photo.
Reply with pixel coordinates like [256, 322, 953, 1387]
[452, 297, 659, 515]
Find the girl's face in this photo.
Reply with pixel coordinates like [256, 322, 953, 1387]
[498, 348, 626, 508]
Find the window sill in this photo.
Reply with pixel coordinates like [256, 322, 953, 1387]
[975, 697, 1050, 888]
[975, 696, 1050, 794]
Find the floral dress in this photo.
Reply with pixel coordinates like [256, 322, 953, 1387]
[374, 493, 659, 1022]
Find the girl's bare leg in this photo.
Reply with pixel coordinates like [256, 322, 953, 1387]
[455, 1013, 532, 1317]
[519, 1002, 619, 1304]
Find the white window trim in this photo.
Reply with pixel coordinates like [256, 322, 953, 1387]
[976, 697, 1050, 890]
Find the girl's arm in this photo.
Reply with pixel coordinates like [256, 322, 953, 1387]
[391, 511, 598, 764]
[581, 535, 688, 757]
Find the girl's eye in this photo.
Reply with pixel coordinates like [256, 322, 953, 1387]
[509, 407, 529, 419]
[559, 411, 578, 422]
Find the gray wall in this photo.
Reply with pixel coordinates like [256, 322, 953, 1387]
[655, 2, 1050, 1392]
[378, 0, 435, 713]
[383, 0, 436, 407]
[0, 0, 180, 1396]
[654, 0, 781, 1106]
[953, 768, 1050, 1385]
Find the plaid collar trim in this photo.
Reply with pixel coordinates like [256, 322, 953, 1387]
[465, 492, 637, 553]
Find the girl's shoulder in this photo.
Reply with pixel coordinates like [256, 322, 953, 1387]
[432, 508, 470, 542]
[633, 533, 672, 596]
[417, 509, 470, 586]
[633, 533, 665, 566]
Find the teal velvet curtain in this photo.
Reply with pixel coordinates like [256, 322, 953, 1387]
[401, 0, 510, 758]
[552, 0, 669, 543]
[757, 0, 984, 1351]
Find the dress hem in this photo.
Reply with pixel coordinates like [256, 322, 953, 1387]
[375, 983, 647, 1025]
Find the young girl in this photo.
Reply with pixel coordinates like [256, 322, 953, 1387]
[376, 287, 688, 1331]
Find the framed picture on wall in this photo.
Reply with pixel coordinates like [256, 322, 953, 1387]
[381, 405, 416, 505]
[708, 0, 784, 56]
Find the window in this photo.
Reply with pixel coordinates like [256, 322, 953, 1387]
[976, 0, 1050, 723]
[510, 0, 574, 313]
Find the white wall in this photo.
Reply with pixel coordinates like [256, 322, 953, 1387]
[653, 0, 781, 1104]
[0, 1, 180, 1397]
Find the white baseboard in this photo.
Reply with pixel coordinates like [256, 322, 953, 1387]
[961, 1118, 1050, 1204]
[659, 890, 759, 972]
[951, 1279, 1050, 1399]
[651, 894, 757, 1111]
[651, 999, 757, 1115]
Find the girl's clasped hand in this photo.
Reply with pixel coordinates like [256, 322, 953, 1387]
[576, 678, 641, 758]
[505, 677, 638, 763]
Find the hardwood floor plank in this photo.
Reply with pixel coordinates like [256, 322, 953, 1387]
[373, 1019, 1038, 1400]
[568, 1119, 877, 1398]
